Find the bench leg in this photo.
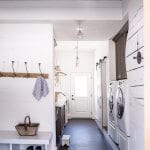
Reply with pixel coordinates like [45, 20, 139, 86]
[9, 144, 12, 150]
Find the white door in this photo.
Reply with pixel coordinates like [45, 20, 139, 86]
[96, 66, 103, 129]
[71, 73, 92, 118]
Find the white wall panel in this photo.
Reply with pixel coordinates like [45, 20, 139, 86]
[127, 1, 144, 149]
[0, 24, 55, 149]
[126, 27, 144, 56]
[127, 67, 144, 86]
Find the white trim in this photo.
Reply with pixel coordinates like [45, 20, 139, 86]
[0, 1, 122, 8]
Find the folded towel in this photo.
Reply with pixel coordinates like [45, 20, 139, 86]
[32, 76, 49, 100]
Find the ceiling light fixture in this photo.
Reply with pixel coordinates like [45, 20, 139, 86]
[77, 27, 84, 39]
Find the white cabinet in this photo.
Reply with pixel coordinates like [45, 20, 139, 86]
[130, 98, 144, 150]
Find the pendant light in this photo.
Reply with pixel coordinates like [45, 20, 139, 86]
[76, 40, 79, 67]
[75, 27, 83, 67]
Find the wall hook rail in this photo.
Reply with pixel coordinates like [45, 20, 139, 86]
[0, 62, 48, 79]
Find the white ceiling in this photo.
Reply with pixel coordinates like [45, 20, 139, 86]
[53, 20, 124, 41]
[0, 0, 124, 41]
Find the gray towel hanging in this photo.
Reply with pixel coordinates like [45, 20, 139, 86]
[32, 76, 49, 100]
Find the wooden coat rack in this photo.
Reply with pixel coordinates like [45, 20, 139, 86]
[0, 61, 49, 79]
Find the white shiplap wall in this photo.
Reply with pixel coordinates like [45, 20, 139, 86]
[126, 0, 144, 149]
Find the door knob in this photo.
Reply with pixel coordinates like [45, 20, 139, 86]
[72, 95, 75, 100]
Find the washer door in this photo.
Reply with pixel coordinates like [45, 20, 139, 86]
[109, 87, 114, 112]
[117, 87, 125, 119]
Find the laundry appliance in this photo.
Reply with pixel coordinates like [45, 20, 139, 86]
[116, 80, 130, 150]
[108, 81, 119, 144]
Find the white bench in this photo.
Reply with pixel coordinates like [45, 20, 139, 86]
[0, 131, 53, 150]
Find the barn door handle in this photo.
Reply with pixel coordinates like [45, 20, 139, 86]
[133, 51, 144, 64]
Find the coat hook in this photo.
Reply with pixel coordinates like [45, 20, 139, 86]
[96, 62, 99, 70]
[24, 62, 29, 78]
[12, 61, 16, 77]
[38, 63, 43, 77]
[99, 59, 102, 64]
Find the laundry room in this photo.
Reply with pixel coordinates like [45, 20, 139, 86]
[0, 0, 146, 150]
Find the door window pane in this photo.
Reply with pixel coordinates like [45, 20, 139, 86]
[74, 76, 88, 97]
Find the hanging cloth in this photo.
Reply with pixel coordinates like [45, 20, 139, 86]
[32, 76, 49, 100]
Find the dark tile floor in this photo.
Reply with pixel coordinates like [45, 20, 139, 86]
[59, 119, 112, 150]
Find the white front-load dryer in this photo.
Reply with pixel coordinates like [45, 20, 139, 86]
[108, 81, 119, 144]
[116, 80, 130, 150]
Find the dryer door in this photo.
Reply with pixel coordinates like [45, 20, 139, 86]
[117, 87, 125, 119]
[109, 87, 116, 123]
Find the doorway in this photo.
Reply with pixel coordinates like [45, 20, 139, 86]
[70, 73, 92, 118]
[95, 58, 108, 130]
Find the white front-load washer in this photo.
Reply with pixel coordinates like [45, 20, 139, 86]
[108, 81, 119, 144]
[116, 80, 130, 150]
[108, 81, 117, 124]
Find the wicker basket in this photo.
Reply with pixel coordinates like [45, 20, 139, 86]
[15, 116, 39, 136]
